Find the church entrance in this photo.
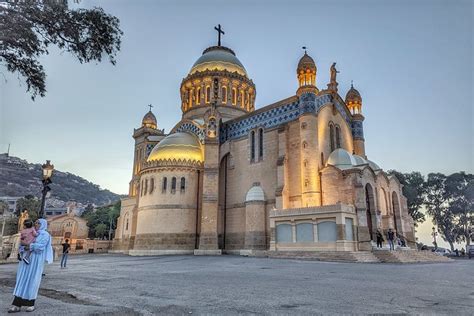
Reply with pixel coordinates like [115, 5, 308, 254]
[365, 184, 376, 241]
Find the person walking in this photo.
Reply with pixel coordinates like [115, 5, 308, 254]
[8, 218, 53, 313]
[376, 229, 384, 248]
[387, 228, 395, 251]
[60, 239, 71, 268]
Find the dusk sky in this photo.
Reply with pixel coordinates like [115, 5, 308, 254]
[1, 0, 472, 246]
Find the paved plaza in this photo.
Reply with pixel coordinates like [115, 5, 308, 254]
[0, 254, 472, 315]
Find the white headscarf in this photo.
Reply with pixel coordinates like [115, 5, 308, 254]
[37, 218, 54, 264]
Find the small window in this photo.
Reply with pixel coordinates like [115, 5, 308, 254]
[250, 131, 255, 161]
[125, 218, 129, 231]
[205, 86, 211, 103]
[144, 179, 148, 195]
[329, 124, 335, 152]
[180, 177, 186, 192]
[258, 128, 263, 159]
[240, 90, 245, 108]
[196, 87, 201, 103]
[335, 126, 341, 149]
[171, 177, 177, 193]
[302, 141, 307, 149]
[162, 177, 167, 193]
[232, 88, 237, 105]
[221, 86, 227, 104]
[149, 178, 154, 194]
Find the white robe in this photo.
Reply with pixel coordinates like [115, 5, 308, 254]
[13, 219, 53, 300]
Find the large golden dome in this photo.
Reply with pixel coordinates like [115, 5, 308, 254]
[147, 132, 203, 163]
[189, 46, 247, 77]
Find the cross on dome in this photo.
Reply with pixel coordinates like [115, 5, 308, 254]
[214, 24, 225, 46]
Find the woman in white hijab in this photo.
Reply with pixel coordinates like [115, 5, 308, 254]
[8, 218, 53, 313]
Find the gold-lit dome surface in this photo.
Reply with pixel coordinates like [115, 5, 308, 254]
[142, 111, 157, 129]
[297, 52, 316, 73]
[189, 46, 247, 77]
[147, 132, 203, 163]
[345, 84, 362, 104]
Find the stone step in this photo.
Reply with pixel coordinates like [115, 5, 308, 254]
[266, 251, 380, 263]
[371, 249, 452, 263]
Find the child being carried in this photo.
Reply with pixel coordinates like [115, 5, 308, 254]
[18, 219, 38, 265]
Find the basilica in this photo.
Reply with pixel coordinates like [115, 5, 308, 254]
[112, 31, 415, 256]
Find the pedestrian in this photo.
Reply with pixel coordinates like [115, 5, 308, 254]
[376, 229, 384, 248]
[61, 239, 71, 268]
[8, 218, 53, 313]
[18, 219, 38, 265]
[387, 228, 395, 251]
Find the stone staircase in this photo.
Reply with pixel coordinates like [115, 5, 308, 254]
[371, 249, 452, 263]
[265, 251, 381, 263]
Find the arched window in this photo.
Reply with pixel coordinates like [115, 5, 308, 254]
[171, 177, 177, 193]
[149, 178, 154, 194]
[180, 177, 186, 192]
[221, 86, 227, 104]
[125, 218, 129, 231]
[205, 86, 211, 103]
[162, 177, 167, 193]
[144, 179, 148, 195]
[240, 90, 245, 108]
[196, 87, 201, 103]
[329, 124, 335, 152]
[321, 152, 324, 166]
[250, 131, 255, 161]
[232, 88, 237, 105]
[188, 90, 192, 108]
[302, 141, 308, 149]
[335, 126, 341, 149]
[258, 128, 263, 159]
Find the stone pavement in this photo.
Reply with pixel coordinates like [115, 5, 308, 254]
[0, 254, 472, 315]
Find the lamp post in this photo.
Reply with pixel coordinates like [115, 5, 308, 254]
[39, 160, 54, 218]
[432, 226, 438, 250]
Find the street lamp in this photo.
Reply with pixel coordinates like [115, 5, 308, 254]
[39, 160, 54, 218]
[432, 226, 438, 250]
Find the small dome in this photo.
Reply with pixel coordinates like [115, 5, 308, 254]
[245, 186, 265, 202]
[367, 159, 381, 171]
[297, 52, 316, 73]
[147, 132, 203, 163]
[345, 84, 362, 104]
[142, 111, 157, 129]
[353, 154, 368, 166]
[189, 46, 247, 77]
[326, 148, 356, 170]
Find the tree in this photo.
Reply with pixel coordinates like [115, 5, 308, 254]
[444, 172, 474, 247]
[387, 170, 426, 226]
[81, 200, 120, 239]
[1, 1, 122, 99]
[94, 223, 107, 238]
[15, 195, 41, 220]
[424, 173, 459, 251]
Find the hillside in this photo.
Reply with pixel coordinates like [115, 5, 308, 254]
[0, 154, 121, 207]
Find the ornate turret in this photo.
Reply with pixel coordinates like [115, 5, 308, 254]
[142, 110, 157, 129]
[346, 83, 366, 158]
[296, 49, 318, 96]
[345, 83, 362, 115]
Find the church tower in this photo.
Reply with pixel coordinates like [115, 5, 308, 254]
[129, 107, 165, 196]
[296, 49, 318, 96]
[346, 84, 366, 158]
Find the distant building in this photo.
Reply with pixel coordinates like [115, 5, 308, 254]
[44, 207, 68, 217]
[0, 196, 22, 216]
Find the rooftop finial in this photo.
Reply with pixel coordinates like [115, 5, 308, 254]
[148, 104, 153, 112]
[214, 24, 225, 46]
[351, 80, 354, 88]
[302, 46, 307, 54]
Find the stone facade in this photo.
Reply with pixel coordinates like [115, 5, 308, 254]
[113, 40, 415, 255]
